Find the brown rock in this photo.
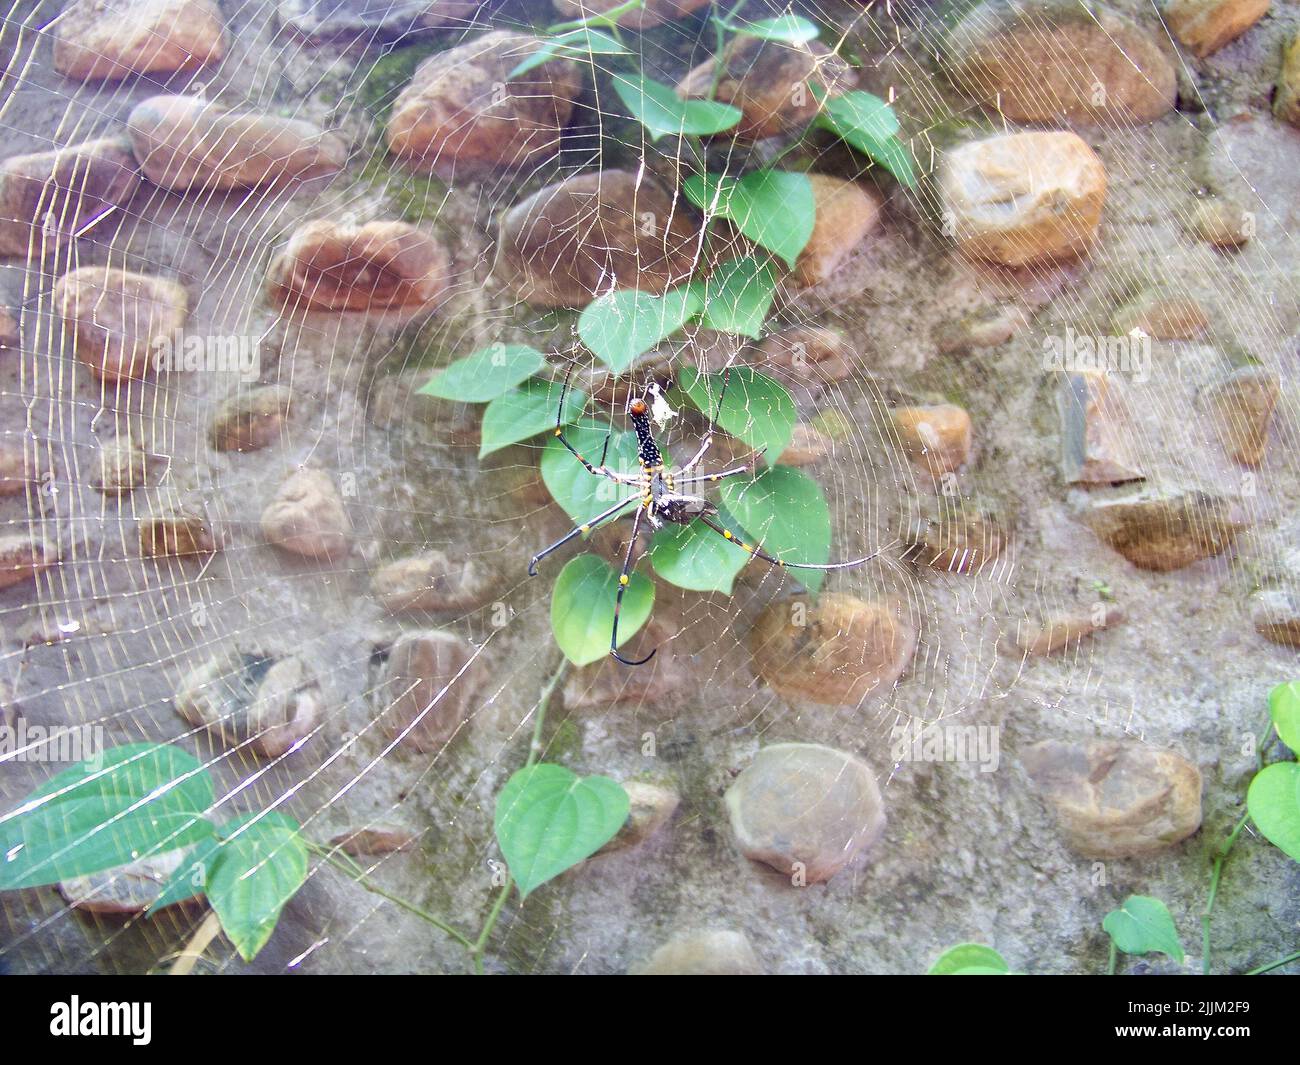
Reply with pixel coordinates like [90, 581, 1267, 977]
[552, 0, 709, 30]
[1112, 295, 1209, 340]
[328, 826, 418, 856]
[598, 781, 679, 854]
[1276, 34, 1300, 127]
[127, 94, 347, 192]
[0, 306, 17, 347]
[1023, 739, 1202, 858]
[371, 549, 500, 612]
[93, 432, 151, 493]
[563, 616, 689, 709]
[268, 220, 448, 313]
[176, 646, 322, 758]
[209, 386, 292, 452]
[892, 404, 972, 474]
[1191, 197, 1252, 248]
[278, 0, 480, 41]
[0, 138, 139, 257]
[778, 424, 830, 467]
[935, 303, 1029, 354]
[750, 593, 917, 706]
[0, 535, 57, 588]
[946, 1, 1176, 125]
[725, 742, 886, 882]
[1012, 603, 1123, 655]
[379, 630, 481, 750]
[791, 175, 881, 288]
[1252, 587, 1300, 647]
[54, 266, 188, 382]
[0, 441, 32, 496]
[753, 324, 854, 386]
[59, 849, 189, 914]
[1201, 365, 1279, 466]
[261, 468, 351, 561]
[139, 509, 216, 557]
[53, 0, 226, 82]
[908, 502, 1011, 574]
[678, 36, 857, 141]
[630, 929, 762, 975]
[1058, 369, 1146, 485]
[1164, 0, 1269, 58]
[1083, 490, 1245, 570]
[494, 170, 698, 308]
[386, 30, 581, 177]
[941, 131, 1107, 267]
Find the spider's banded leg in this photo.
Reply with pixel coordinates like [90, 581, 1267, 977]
[611, 505, 657, 666]
[678, 366, 734, 474]
[553, 364, 625, 480]
[528, 495, 639, 576]
[676, 447, 768, 486]
[697, 515, 883, 571]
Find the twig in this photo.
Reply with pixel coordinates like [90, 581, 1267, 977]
[168, 910, 222, 976]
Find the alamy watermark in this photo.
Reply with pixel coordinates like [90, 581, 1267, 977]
[152, 330, 260, 379]
[1042, 326, 1150, 383]
[890, 721, 1001, 774]
[0, 717, 104, 766]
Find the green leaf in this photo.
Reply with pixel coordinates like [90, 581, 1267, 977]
[928, 943, 1010, 974]
[508, 29, 627, 79]
[417, 345, 547, 403]
[0, 743, 215, 890]
[1102, 895, 1185, 962]
[1268, 681, 1300, 753]
[550, 554, 653, 666]
[650, 507, 750, 593]
[494, 763, 629, 898]
[541, 421, 640, 524]
[206, 812, 308, 962]
[683, 170, 814, 268]
[612, 73, 742, 141]
[679, 367, 796, 465]
[725, 13, 820, 43]
[1247, 762, 1300, 862]
[816, 93, 915, 187]
[480, 377, 587, 458]
[148, 836, 224, 913]
[693, 256, 778, 339]
[719, 465, 831, 592]
[578, 287, 702, 373]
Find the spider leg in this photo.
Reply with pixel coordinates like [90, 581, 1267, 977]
[676, 447, 767, 486]
[553, 363, 630, 481]
[697, 515, 882, 572]
[611, 504, 657, 666]
[528, 494, 640, 576]
[677, 366, 734, 474]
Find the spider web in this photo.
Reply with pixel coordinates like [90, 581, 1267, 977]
[0, 0, 1296, 975]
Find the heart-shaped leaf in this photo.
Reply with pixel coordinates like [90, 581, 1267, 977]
[719, 465, 831, 592]
[928, 943, 1010, 975]
[679, 367, 796, 464]
[480, 377, 587, 458]
[1247, 761, 1300, 862]
[578, 287, 702, 373]
[650, 506, 750, 593]
[1102, 895, 1185, 962]
[683, 169, 814, 268]
[207, 812, 308, 962]
[508, 28, 627, 79]
[495, 763, 629, 898]
[693, 256, 778, 339]
[612, 73, 742, 140]
[724, 13, 820, 44]
[815, 92, 915, 187]
[540, 421, 641, 524]
[418, 345, 547, 403]
[550, 553, 653, 666]
[1268, 681, 1300, 753]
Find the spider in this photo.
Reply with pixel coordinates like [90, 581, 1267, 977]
[528, 366, 881, 666]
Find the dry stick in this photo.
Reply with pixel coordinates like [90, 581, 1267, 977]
[168, 910, 222, 976]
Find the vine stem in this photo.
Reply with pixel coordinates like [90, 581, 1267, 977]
[469, 655, 570, 974]
[1106, 941, 1117, 976]
[168, 910, 222, 976]
[1246, 948, 1300, 975]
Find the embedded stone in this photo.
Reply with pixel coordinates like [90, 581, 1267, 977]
[278, 0, 479, 41]
[907, 502, 1011, 574]
[1012, 603, 1123, 655]
[261, 468, 352, 561]
[208, 386, 292, 452]
[0, 138, 139, 257]
[1023, 739, 1202, 858]
[597, 781, 679, 854]
[54, 266, 188, 382]
[1083, 491, 1245, 570]
[94, 432, 152, 493]
[1276, 33, 1300, 127]
[552, 0, 709, 30]
[495, 170, 698, 307]
[127, 94, 347, 192]
[267, 220, 449, 313]
[329, 826, 418, 856]
[371, 549, 500, 612]
[753, 324, 854, 386]
[1252, 587, 1300, 647]
[379, 630, 481, 751]
[750, 593, 917, 706]
[791, 175, 882, 288]
[935, 303, 1029, 354]
[891, 404, 972, 474]
[139, 509, 217, 557]
[940, 131, 1107, 267]
[1201, 365, 1279, 467]
[386, 30, 581, 177]
[725, 742, 886, 882]
[59, 849, 189, 913]
[0, 535, 57, 588]
[1164, 0, 1269, 58]
[1191, 197, 1252, 248]
[0, 442, 32, 497]
[53, 0, 226, 82]
[1111, 295, 1209, 340]
[1058, 369, 1146, 485]
[630, 929, 762, 975]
